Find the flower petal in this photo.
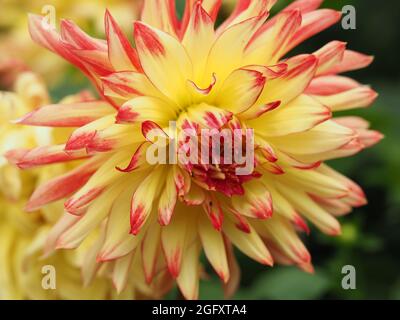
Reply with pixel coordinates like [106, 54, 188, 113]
[310, 86, 378, 111]
[6, 144, 87, 169]
[141, 222, 162, 284]
[130, 166, 166, 235]
[277, 182, 341, 235]
[205, 14, 267, 85]
[182, 2, 215, 82]
[158, 169, 178, 226]
[26, 156, 104, 211]
[324, 50, 374, 74]
[105, 10, 141, 72]
[305, 75, 360, 96]
[14, 101, 113, 127]
[140, 0, 179, 37]
[117, 96, 175, 124]
[251, 94, 331, 137]
[313, 41, 346, 76]
[267, 120, 355, 155]
[214, 68, 266, 114]
[198, 213, 229, 283]
[245, 10, 302, 65]
[230, 180, 273, 219]
[161, 208, 189, 278]
[134, 21, 193, 107]
[223, 215, 273, 265]
[176, 236, 201, 300]
[285, 9, 342, 54]
[256, 54, 318, 107]
[101, 71, 165, 101]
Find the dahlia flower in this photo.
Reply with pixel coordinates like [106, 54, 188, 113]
[7, 0, 382, 299]
[0, 73, 166, 299]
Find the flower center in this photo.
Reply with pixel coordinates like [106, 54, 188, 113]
[174, 105, 260, 197]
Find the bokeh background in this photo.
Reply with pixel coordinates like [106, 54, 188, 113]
[0, 0, 399, 299]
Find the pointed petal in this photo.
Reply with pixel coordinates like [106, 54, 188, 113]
[140, 0, 179, 37]
[176, 240, 201, 300]
[256, 54, 318, 106]
[231, 180, 273, 219]
[134, 22, 192, 107]
[182, 2, 215, 81]
[141, 222, 162, 284]
[161, 209, 188, 278]
[6, 144, 87, 169]
[223, 215, 273, 265]
[130, 166, 166, 235]
[223, 239, 241, 298]
[101, 71, 164, 101]
[203, 194, 224, 231]
[283, 167, 350, 198]
[158, 169, 178, 226]
[311, 86, 378, 111]
[14, 101, 113, 127]
[205, 14, 268, 85]
[98, 179, 146, 260]
[26, 156, 103, 211]
[60, 19, 106, 50]
[105, 10, 141, 72]
[198, 213, 229, 283]
[314, 41, 347, 76]
[268, 120, 355, 155]
[65, 114, 116, 151]
[112, 252, 134, 293]
[57, 179, 129, 249]
[305, 75, 360, 96]
[116, 96, 175, 124]
[64, 151, 131, 214]
[277, 183, 342, 236]
[245, 10, 302, 65]
[257, 215, 311, 265]
[285, 9, 342, 54]
[324, 50, 374, 74]
[219, 0, 274, 32]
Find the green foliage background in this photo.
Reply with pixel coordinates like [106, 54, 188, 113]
[27, 0, 400, 299]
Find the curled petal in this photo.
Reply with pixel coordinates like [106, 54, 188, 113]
[215, 68, 266, 114]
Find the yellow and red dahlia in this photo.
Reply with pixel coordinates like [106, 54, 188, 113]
[7, 0, 382, 299]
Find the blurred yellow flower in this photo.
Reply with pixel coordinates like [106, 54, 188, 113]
[0, 0, 141, 88]
[0, 72, 170, 299]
